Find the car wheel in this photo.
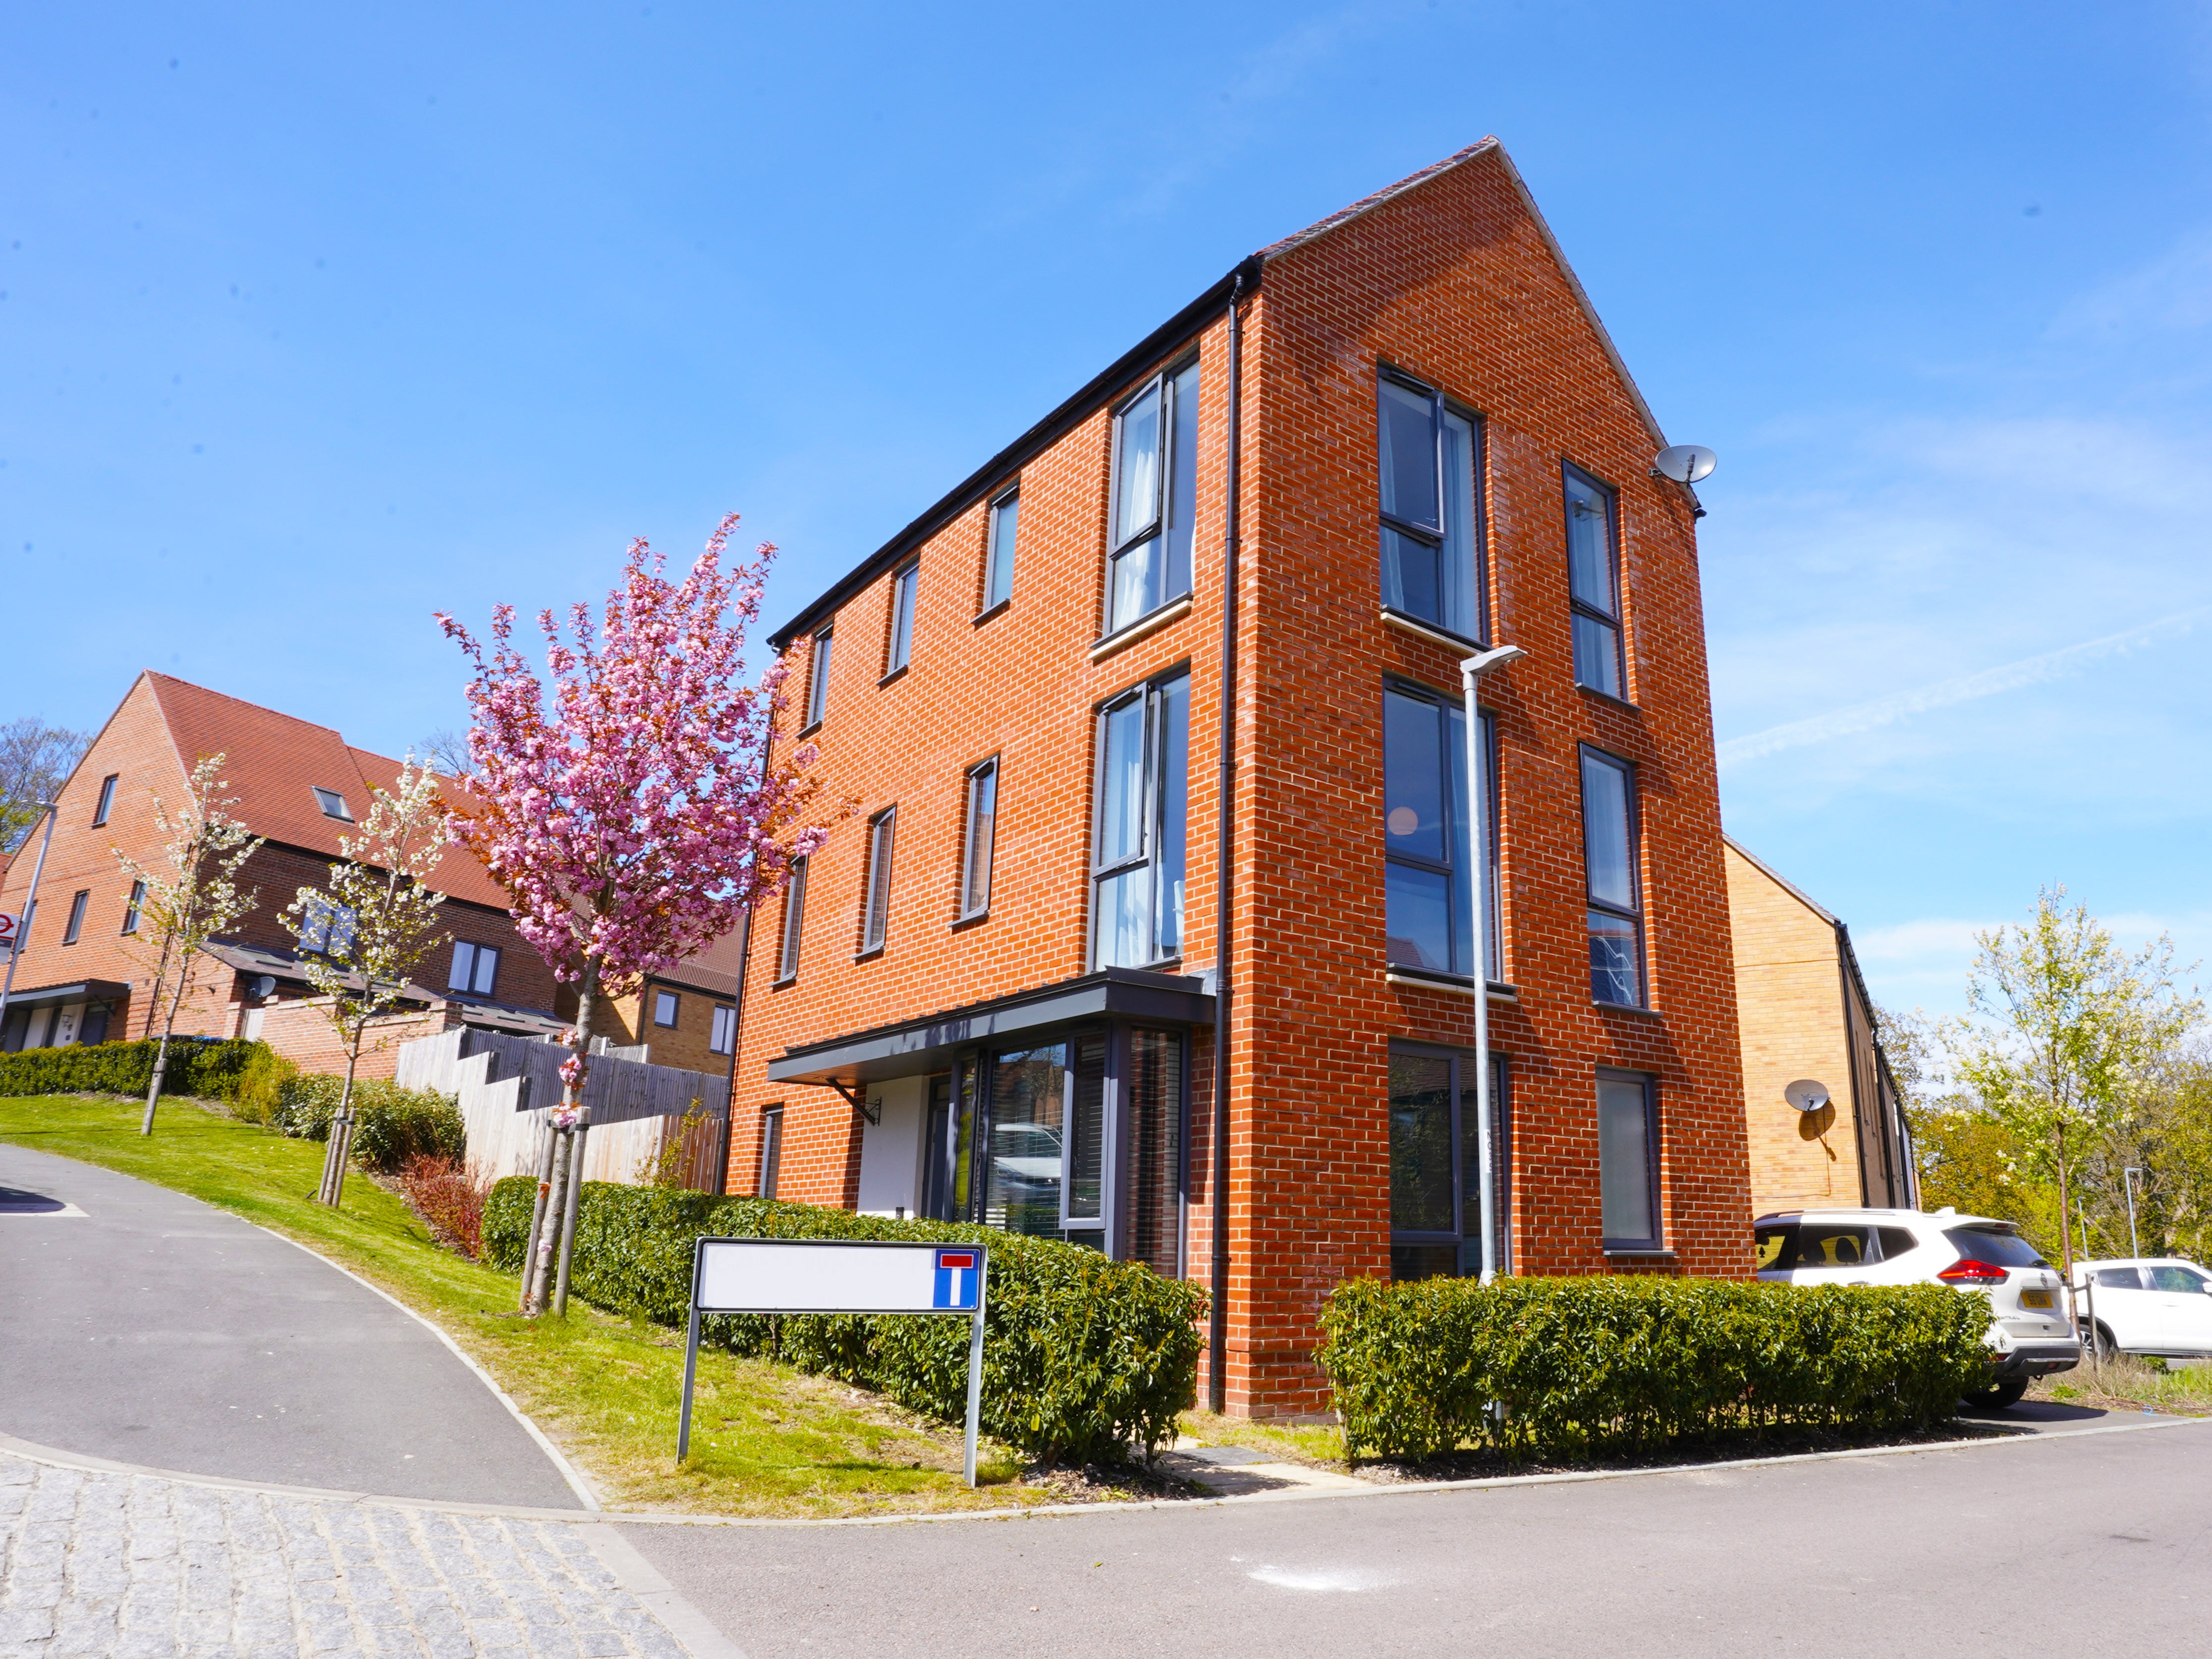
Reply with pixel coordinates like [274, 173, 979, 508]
[1961, 1378, 2030, 1412]
[2093, 1323, 2120, 1361]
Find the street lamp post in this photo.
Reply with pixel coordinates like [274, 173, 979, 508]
[2124, 1167, 2145, 1261]
[0, 801, 61, 1040]
[1460, 643, 1525, 1284]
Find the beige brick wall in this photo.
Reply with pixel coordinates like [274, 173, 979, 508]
[1724, 842, 1864, 1215]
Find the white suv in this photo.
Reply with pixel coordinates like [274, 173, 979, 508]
[1754, 1206, 2081, 1410]
[2070, 1258, 2212, 1359]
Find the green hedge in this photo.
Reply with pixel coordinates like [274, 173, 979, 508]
[276, 1076, 465, 1172]
[485, 1177, 1206, 1463]
[1319, 1275, 1991, 1461]
[0, 1036, 264, 1101]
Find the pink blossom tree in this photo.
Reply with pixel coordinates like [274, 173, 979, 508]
[438, 514, 835, 1315]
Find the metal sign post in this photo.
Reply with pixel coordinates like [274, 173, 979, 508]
[676, 1237, 989, 1485]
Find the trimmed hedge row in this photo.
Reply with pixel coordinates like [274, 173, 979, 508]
[0, 1036, 263, 1101]
[485, 1177, 1206, 1463]
[1319, 1275, 1991, 1461]
[276, 1076, 466, 1172]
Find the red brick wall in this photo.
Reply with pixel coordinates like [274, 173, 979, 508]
[723, 143, 1752, 1417]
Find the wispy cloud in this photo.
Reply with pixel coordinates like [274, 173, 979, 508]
[2051, 231, 2212, 338]
[1716, 607, 2212, 770]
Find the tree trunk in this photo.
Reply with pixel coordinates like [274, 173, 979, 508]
[527, 1127, 572, 1315]
[321, 1035, 365, 1207]
[538, 960, 602, 1319]
[520, 1122, 559, 1313]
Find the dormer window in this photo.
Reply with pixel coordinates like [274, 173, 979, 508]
[312, 787, 353, 821]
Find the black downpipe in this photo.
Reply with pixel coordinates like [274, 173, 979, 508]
[1209, 273, 1248, 1414]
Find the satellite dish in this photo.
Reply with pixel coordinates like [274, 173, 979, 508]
[1654, 444, 1717, 484]
[1784, 1078, 1831, 1115]
[247, 974, 277, 1001]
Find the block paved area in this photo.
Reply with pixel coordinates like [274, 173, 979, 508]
[0, 1452, 686, 1659]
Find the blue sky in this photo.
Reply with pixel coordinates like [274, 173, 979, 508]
[5, 2, 2209, 1019]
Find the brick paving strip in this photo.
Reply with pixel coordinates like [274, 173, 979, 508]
[0, 1451, 715, 1659]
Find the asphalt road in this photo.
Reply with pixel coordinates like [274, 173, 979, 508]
[628, 1417, 2212, 1658]
[0, 1143, 582, 1509]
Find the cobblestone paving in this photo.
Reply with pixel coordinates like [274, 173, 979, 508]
[0, 1453, 689, 1658]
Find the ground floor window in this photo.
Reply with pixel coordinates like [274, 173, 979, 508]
[758, 1106, 784, 1200]
[1597, 1070, 1660, 1252]
[1388, 1042, 1511, 1283]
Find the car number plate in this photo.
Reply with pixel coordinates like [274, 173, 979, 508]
[2022, 1289, 2053, 1309]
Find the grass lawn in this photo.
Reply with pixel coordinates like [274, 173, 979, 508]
[0, 1092, 1105, 1518]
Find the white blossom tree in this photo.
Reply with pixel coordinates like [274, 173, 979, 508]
[114, 753, 262, 1134]
[285, 760, 452, 1207]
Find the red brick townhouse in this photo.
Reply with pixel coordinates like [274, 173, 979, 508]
[0, 673, 740, 1078]
[724, 139, 1755, 1417]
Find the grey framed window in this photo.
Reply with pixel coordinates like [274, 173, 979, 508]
[311, 786, 353, 822]
[804, 628, 833, 729]
[449, 941, 500, 997]
[885, 562, 918, 677]
[1378, 374, 1483, 642]
[1090, 669, 1190, 968]
[653, 989, 680, 1028]
[860, 808, 896, 955]
[61, 890, 89, 945]
[774, 856, 808, 982]
[1106, 358, 1200, 635]
[296, 894, 357, 956]
[1382, 683, 1499, 981]
[92, 774, 118, 827]
[709, 1004, 736, 1055]
[1388, 1043, 1512, 1282]
[1597, 1071, 1660, 1252]
[121, 879, 144, 935]
[758, 1106, 784, 1200]
[984, 488, 1019, 613]
[959, 757, 998, 919]
[981, 1035, 1109, 1239]
[1579, 746, 1643, 1006]
[1564, 465, 1625, 698]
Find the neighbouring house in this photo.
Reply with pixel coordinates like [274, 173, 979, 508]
[566, 926, 744, 1076]
[722, 139, 1756, 1418]
[1723, 837, 1915, 1216]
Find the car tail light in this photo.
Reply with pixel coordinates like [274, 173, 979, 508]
[1939, 1258, 2009, 1287]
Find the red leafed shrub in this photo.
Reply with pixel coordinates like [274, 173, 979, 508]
[395, 1155, 487, 1260]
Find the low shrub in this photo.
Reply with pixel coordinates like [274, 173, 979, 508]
[394, 1155, 488, 1259]
[224, 1046, 299, 1125]
[485, 1177, 1206, 1463]
[0, 1036, 265, 1101]
[1318, 1274, 1992, 1462]
[277, 1076, 465, 1171]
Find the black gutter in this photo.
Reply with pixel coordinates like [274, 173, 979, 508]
[1209, 271, 1250, 1415]
[769, 255, 1267, 651]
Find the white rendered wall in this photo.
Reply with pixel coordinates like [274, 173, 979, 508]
[855, 1075, 927, 1217]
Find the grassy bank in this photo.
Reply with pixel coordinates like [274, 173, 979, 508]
[0, 1093, 1101, 1518]
[2035, 1353, 2212, 1416]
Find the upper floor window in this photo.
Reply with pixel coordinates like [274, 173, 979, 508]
[960, 757, 998, 920]
[1106, 359, 1200, 635]
[775, 856, 808, 982]
[121, 879, 144, 935]
[92, 774, 118, 827]
[860, 808, 896, 955]
[61, 890, 89, 945]
[653, 988, 680, 1028]
[1091, 670, 1190, 968]
[1378, 375, 1482, 642]
[1382, 684, 1499, 981]
[709, 1004, 736, 1055]
[984, 488, 1019, 614]
[1564, 465, 1625, 698]
[449, 940, 500, 997]
[1579, 747, 1643, 1007]
[296, 894, 358, 957]
[804, 627, 833, 729]
[312, 786, 353, 822]
[885, 562, 918, 677]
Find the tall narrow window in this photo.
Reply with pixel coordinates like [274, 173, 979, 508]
[1580, 747, 1643, 1006]
[1389, 1045, 1512, 1282]
[1598, 1072, 1659, 1251]
[1090, 670, 1190, 968]
[1378, 375, 1482, 641]
[885, 562, 918, 676]
[1126, 1027, 1185, 1278]
[759, 1106, 784, 1200]
[121, 879, 144, 935]
[61, 890, 89, 945]
[92, 774, 118, 827]
[1565, 466, 1625, 698]
[984, 488, 1019, 613]
[709, 1004, 736, 1055]
[960, 757, 998, 919]
[860, 808, 896, 955]
[805, 627, 833, 728]
[775, 856, 808, 981]
[1382, 686, 1499, 980]
[1106, 359, 1200, 634]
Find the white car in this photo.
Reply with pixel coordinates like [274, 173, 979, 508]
[2070, 1258, 2212, 1359]
[1754, 1206, 2081, 1410]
